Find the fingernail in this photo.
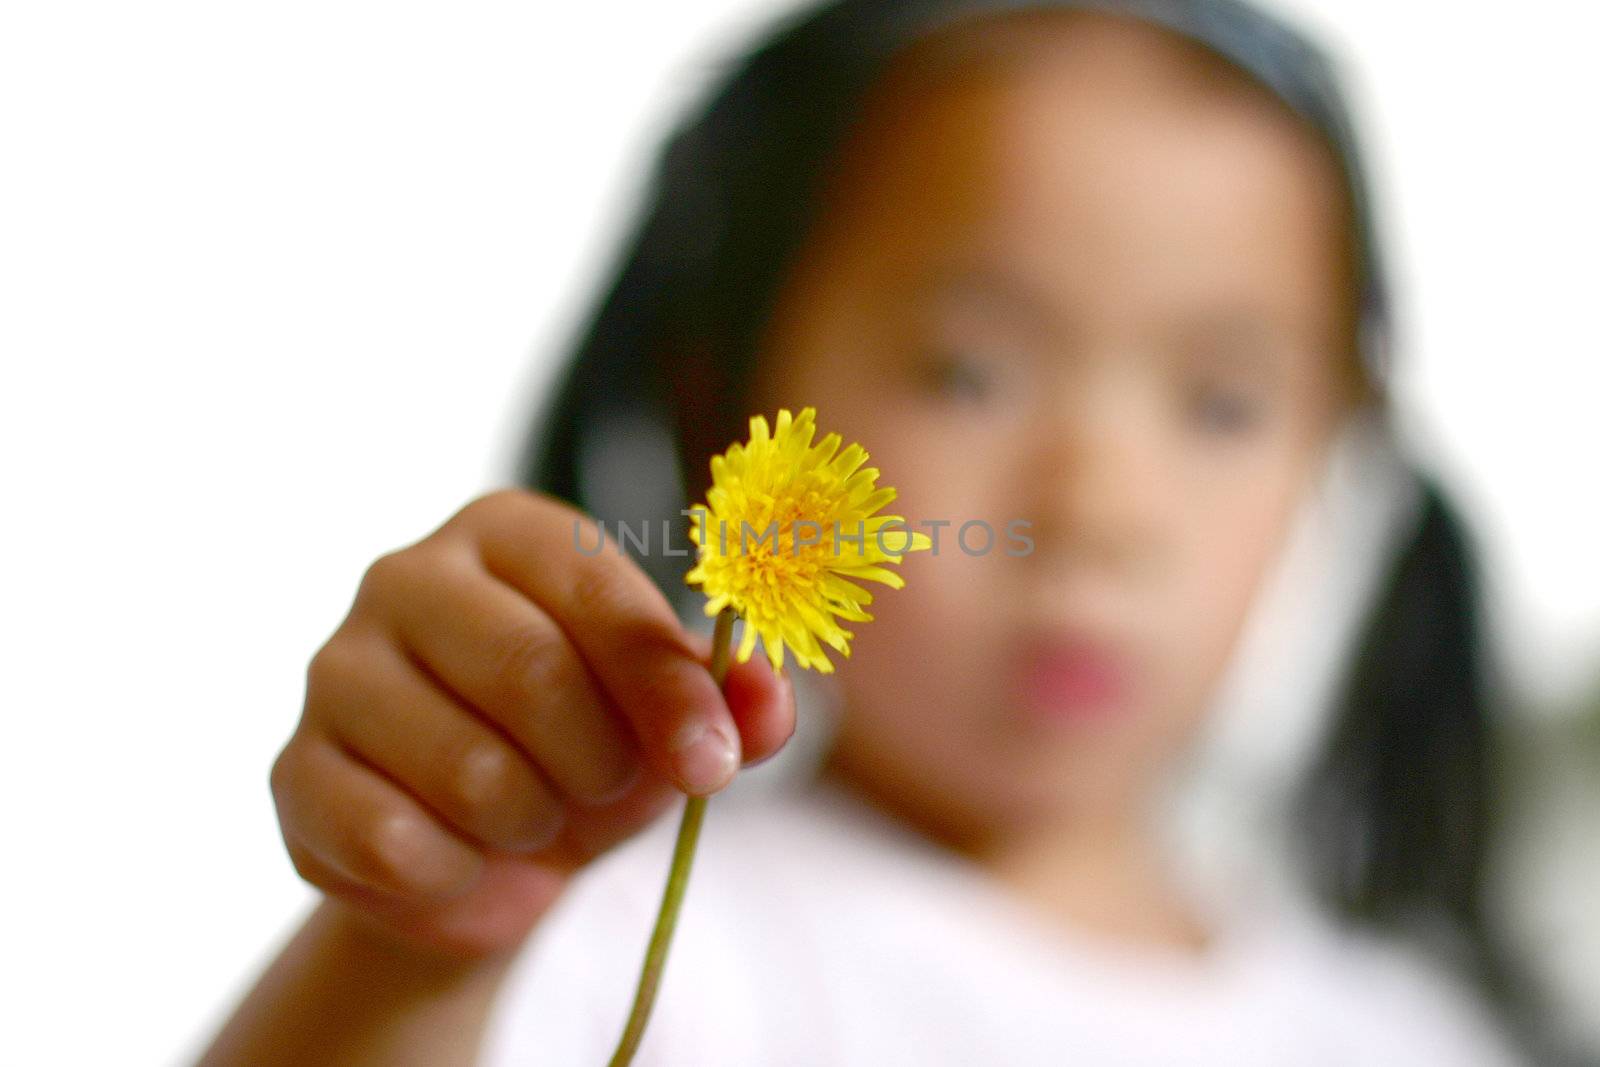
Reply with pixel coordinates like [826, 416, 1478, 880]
[670, 721, 740, 794]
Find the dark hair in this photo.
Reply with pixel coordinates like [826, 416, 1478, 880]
[518, 0, 1533, 1044]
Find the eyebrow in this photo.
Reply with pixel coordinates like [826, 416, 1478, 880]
[1182, 313, 1271, 344]
[1171, 314, 1293, 381]
[909, 264, 1061, 334]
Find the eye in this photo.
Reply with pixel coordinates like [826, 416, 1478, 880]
[1186, 383, 1265, 435]
[915, 348, 1000, 404]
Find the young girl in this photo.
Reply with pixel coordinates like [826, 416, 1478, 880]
[201, 1, 1533, 1063]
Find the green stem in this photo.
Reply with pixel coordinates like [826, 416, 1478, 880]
[606, 607, 735, 1067]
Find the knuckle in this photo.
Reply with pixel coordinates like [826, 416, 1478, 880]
[458, 487, 528, 528]
[355, 546, 447, 613]
[443, 738, 518, 816]
[355, 807, 431, 889]
[526, 643, 591, 718]
[608, 616, 686, 673]
[304, 640, 370, 718]
[304, 638, 352, 692]
[611, 615, 660, 655]
[480, 487, 529, 510]
[568, 557, 636, 617]
[488, 619, 563, 704]
[517, 797, 567, 851]
[440, 737, 565, 850]
[268, 744, 295, 806]
[360, 549, 410, 594]
[282, 839, 328, 890]
[575, 755, 643, 810]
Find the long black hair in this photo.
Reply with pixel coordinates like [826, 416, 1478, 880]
[518, 0, 1532, 1043]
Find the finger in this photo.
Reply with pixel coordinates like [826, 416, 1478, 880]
[722, 649, 796, 766]
[281, 846, 556, 960]
[686, 629, 796, 766]
[280, 831, 402, 914]
[541, 766, 682, 868]
[373, 555, 642, 806]
[271, 733, 483, 900]
[463, 491, 742, 796]
[310, 634, 567, 852]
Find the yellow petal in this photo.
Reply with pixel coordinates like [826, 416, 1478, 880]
[836, 564, 907, 589]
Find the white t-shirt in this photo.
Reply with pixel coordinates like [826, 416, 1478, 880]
[477, 778, 1522, 1066]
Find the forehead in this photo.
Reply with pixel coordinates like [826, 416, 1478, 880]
[791, 11, 1351, 327]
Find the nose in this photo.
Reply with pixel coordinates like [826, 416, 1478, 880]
[1019, 375, 1170, 577]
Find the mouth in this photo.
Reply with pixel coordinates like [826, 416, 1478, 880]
[1010, 630, 1137, 727]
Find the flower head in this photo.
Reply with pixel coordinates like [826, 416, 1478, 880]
[685, 406, 931, 674]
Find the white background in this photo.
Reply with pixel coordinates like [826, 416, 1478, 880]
[2, 2, 1596, 1063]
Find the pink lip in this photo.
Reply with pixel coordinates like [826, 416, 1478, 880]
[1014, 636, 1133, 724]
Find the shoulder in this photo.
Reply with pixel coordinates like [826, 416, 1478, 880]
[1254, 910, 1526, 1066]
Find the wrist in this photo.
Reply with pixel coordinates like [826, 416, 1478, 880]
[315, 896, 520, 985]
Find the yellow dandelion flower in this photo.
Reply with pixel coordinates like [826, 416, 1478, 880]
[684, 406, 932, 674]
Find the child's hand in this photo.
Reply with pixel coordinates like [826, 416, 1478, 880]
[269, 489, 795, 959]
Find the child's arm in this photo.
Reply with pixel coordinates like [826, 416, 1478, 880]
[196, 898, 513, 1067]
[196, 489, 794, 1066]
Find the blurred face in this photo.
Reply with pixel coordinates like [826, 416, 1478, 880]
[751, 13, 1360, 842]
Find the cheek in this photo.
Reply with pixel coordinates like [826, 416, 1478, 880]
[837, 479, 1008, 711]
[840, 421, 1017, 696]
[824, 432, 1021, 777]
[1156, 464, 1308, 725]
[830, 553, 1009, 801]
